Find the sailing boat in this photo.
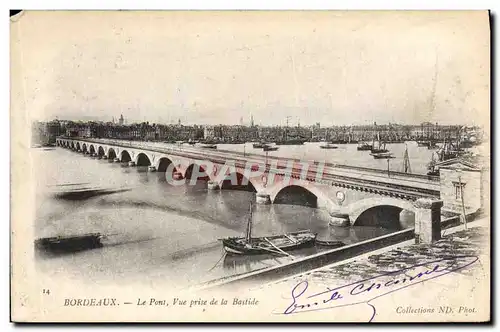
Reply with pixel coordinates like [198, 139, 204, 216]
[426, 152, 439, 176]
[221, 202, 317, 255]
[419, 51, 440, 150]
[371, 132, 389, 154]
[357, 129, 372, 150]
[320, 130, 338, 149]
[402, 144, 412, 173]
[357, 141, 372, 151]
[274, 117, 306, 145]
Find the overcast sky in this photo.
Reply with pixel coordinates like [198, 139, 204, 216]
[13, 11, 489, 127]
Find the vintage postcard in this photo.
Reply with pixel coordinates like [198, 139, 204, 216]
[10, 10, 490, 323]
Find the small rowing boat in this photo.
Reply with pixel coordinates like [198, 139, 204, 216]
[315, 239, 345, 248]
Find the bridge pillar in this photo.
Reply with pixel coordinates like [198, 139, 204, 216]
[207, 180, 219, 190]
[414, 198, 443, 244]
[329, 212, 350, 227]
[256, 192, 271, 205]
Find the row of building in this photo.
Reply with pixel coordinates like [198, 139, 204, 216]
[31, 118, 484, 146]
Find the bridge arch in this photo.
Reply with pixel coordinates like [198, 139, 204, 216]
[219, 172, 257, 192]
[107, 148, 117, 160]
[82, 143, 87, 153]
[184, 163, 210, 182]
[76, 142, 81, 151]
[156, 157, 174, 172]
[120, 150, 132, 162]
[71, 141, 75, 149]
[135, 153, 151, 166]
[347, 197, 415, 229]
[97, 146, 105, 157]
[271, 184, 332, 208]
[89, 144, 96, 155]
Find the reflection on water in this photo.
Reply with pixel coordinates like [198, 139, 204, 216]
[34, 144, 428, 287]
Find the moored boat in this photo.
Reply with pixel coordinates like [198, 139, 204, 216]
[370, 131, 389, 153]
[357, 142, 372, 151]
[417, 140, 438, 149]
[315, 239, 345, 248]
[417, 140, 430, 147]
[221, 202, 316, 255]
[263, 145, 279, 151]
[35, 233, 104, 253]
[274, 138, 306, 145]
[320, 142, 338, 149]
[222, 231, 317, 255]
[370, 152, 395, 159]
[253, 142, 269, 148]
[200, 144, 217, 149]
[371, 147, 389, 153]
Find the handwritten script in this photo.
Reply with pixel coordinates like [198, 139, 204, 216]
[283, 255, 479, 322]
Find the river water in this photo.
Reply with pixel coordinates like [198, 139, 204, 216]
[33, 141, 455, 288]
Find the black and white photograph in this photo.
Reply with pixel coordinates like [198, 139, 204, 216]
[10, 10, 490, 322]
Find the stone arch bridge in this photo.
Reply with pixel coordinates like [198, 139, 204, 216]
[56, 137, 441, 228]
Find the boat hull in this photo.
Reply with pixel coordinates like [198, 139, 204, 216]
[35, 233, 103, 253]
[371, 154, 395, 159]
[315, 240, 345, 248]
[370, 148, 389, 153]
[275, 140, 306, 145]
[222, 231, 316, 255]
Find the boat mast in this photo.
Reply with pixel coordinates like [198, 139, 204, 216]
[403, 144, 412, 173]
[245, 202, 253, 242]
[428, 50, 439, 142]
[372, 122, 376, 148]
[428, 151, 436, 172]
[285, 116, 291, 141]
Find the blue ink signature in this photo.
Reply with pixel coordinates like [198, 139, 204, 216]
[282, 255, 479, 322]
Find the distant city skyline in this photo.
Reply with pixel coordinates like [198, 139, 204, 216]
[16, 11, 489, 128]
[44, 114, 481, 128]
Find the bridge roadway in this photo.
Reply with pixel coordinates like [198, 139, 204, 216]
[58, 137, 441, 200]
